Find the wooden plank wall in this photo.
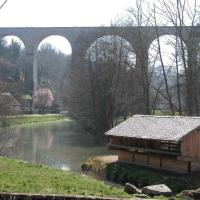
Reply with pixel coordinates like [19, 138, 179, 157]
[161, 157, 188, 173]
[110, 131, 200, 173]
[190, 161, 200, 172]
[117, 150, 190, 173]
[181, 130, 200, 158]
[110, 136, 121, 145]
[149, 154, 161, 168]
[134, 153, 148, 165]
[118, 151, 133, 162]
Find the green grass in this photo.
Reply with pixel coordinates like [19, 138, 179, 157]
[0, 114, 68, 127]
[0, 156, 130, 197]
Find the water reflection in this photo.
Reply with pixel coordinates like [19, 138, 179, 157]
[0, 120, 109, 171]
[0, 128, 16, 156]
[60, 164, 70, 171]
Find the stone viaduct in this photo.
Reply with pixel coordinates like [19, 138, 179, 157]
[0, 26, 200, 113]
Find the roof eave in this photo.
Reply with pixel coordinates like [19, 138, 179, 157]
[178, 125, 200, 142]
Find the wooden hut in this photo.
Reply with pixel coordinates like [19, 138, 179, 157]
[105, 115, 200, 173]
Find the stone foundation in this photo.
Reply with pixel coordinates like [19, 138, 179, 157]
[0, 193, 124, 200]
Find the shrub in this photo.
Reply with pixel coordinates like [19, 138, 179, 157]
[106, 163, 162, 187]
[34, 88, 54, 113]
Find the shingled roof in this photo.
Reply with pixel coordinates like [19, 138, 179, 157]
[105, 115, 200, 142]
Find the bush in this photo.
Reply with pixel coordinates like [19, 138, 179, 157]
[106, 163, 162, 187]
[163, 178, 188, 194]
[105, 162, 192, 194]
[49, 103, 60, 114]
[0, 116, 10, 127]
[34, 88, 54, 113]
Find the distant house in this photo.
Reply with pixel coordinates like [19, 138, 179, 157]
[105, 115, 200, 173]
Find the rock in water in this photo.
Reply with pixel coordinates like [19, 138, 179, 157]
[142, 184, 172, 197]
[124, 183, 141, 194]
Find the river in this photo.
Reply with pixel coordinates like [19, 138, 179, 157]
[0, 119, 109, 171]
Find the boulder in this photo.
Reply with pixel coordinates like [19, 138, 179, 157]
[180, 189, 200, 200]
[124, 183, 141, 194]
[142, 184, 172, 197]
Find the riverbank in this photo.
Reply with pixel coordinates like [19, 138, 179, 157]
[0, 114, 68, 127]
[0, 156, 129, 198]
[82, 156, 200, 199]
[81, 156, 118, 179]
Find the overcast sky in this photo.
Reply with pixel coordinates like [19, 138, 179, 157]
[0, 0, 198, 55]
[0, 0, 134, 27]
[0, 0, 135, 54]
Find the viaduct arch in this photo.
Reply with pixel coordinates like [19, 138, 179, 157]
[1, 26, 200, 113]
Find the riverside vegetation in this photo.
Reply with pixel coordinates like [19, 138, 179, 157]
[0, 114, 66, 127]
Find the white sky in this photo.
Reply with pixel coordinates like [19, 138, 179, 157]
[0, 0, 134, 54]
[0, 0, 198, 55]
[0, 0, 134, 27]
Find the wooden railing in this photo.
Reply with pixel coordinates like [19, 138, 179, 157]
[108, 143, 180, 156]
[109, 137, 181, 154]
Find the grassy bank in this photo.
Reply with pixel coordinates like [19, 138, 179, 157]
[0, 156, 129, 198]
[0, 114, 67, 127]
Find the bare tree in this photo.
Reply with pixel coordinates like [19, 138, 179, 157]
[0, 0, 8, 10]
[154, 0, 200, 115]
[63, 34, 137, 134]
[37, 43, 70, 109]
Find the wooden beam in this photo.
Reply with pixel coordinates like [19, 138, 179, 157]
[108, 144, 180, 156]
[188, 162, 191, 173]
[177, 156, 200, 162]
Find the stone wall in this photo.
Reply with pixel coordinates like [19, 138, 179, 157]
[0, 193, 124, 200]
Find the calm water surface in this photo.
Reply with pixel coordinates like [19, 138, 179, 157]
[1, 120, 109, 171]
